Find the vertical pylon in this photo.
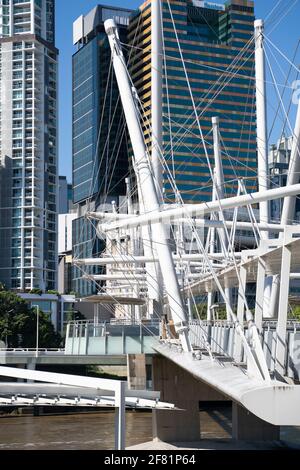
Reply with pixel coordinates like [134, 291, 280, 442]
[255, 19, 269, 233]
[105, 19, 192, 352]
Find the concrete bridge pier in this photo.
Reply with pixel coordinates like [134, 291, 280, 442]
[232, 403, 280, 441]
[152, 356, 227, 442]
[152, 356, 280, 443]
[127, 354, 147, 390]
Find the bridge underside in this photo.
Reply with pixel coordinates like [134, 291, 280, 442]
[0, 353, 154, 366]
[154, 343, 300, 427]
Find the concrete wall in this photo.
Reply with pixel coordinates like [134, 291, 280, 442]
[152, 356, 228, 442]
[152, 356, 280, 443]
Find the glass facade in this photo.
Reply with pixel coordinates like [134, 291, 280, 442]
[72, 5, 132, 296]
[128, 0, 257, 203]
[73, 37, 100, 204]
[72, 217, 104, 298]
[72, 31, 129, 204]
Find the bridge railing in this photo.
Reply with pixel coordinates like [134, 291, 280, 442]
[65, 320, 161, 356]
[188, 320, 300, 380]
[0, 348, 65, 354]
[63, 319, 300, 380]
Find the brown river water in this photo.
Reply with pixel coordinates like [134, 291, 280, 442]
[0, 412, 152, 450]
[0, 408, 299, 450]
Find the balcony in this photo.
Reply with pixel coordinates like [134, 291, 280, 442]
[14, 27, 31, 35]
[14, 8, 31, 15]
[13, 17, 31, 26]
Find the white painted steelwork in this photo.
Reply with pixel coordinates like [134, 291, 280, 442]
[254, 19, 269, 232]
[0, 367, 174, 450]
[89, 184, 300, 232]
[104, 19, 191, 352]
[93, 213, 284, 233]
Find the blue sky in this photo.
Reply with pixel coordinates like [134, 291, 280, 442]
[56, 0, 300, 181]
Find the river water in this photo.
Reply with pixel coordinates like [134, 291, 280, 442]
[0, 410, 299, 450]
[0, 412, 152, 450]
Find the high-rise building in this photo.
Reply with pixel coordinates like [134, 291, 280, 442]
[59, 175, 73, 214]
[0, 0, 58, 291]
[128, 0, 257, 203]
[72, 5, 132, 297]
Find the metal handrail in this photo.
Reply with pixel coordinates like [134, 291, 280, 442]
[67, 320, 161, 327]
[0, 348, 65, 353]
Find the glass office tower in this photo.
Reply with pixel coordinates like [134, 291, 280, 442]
[0, 0, 58, 291]
[128, 0, 256, 203]
[72, 5, 132, 297]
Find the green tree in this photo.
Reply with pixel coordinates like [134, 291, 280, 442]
[290, 306, 300, 321]
[0, 289, 62, 348]
[192, 303, 228, 320]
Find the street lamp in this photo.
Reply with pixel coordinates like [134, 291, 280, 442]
[32, 305, 39, 358]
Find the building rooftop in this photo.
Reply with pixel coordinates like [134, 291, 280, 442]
[73, 4, 133, 45]
[192, 1, 225, 11]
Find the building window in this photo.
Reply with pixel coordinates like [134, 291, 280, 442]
[13, 42, 23, 50]
[13, 52, 22, 60]
[12, 279, 21, 288]
[13, 101, 23, 110]
[13, 140, 22, 148]
[13, 71, 23, 80]
[13, 130, 22, 139]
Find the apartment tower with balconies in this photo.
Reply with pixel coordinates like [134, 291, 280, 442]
[0, 0, 58, 291]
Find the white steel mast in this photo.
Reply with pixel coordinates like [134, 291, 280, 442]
[151, 0, 163, 196]
[212, 116, 232, 320]
[255, 19, 273, 318]
[255, 19, 269, 232]
[104, 19, 192, 352]
[142, 0, 164, 317]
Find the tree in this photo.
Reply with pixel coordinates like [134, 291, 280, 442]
[192, 303, 228, 321]
[0, 289, 62, 348]
[290, 305, 300, 321]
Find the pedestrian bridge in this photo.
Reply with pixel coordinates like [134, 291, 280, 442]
[2, 320, 299, 381]
[63, 319, 300, 382]
[2, 318, 300, 429]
